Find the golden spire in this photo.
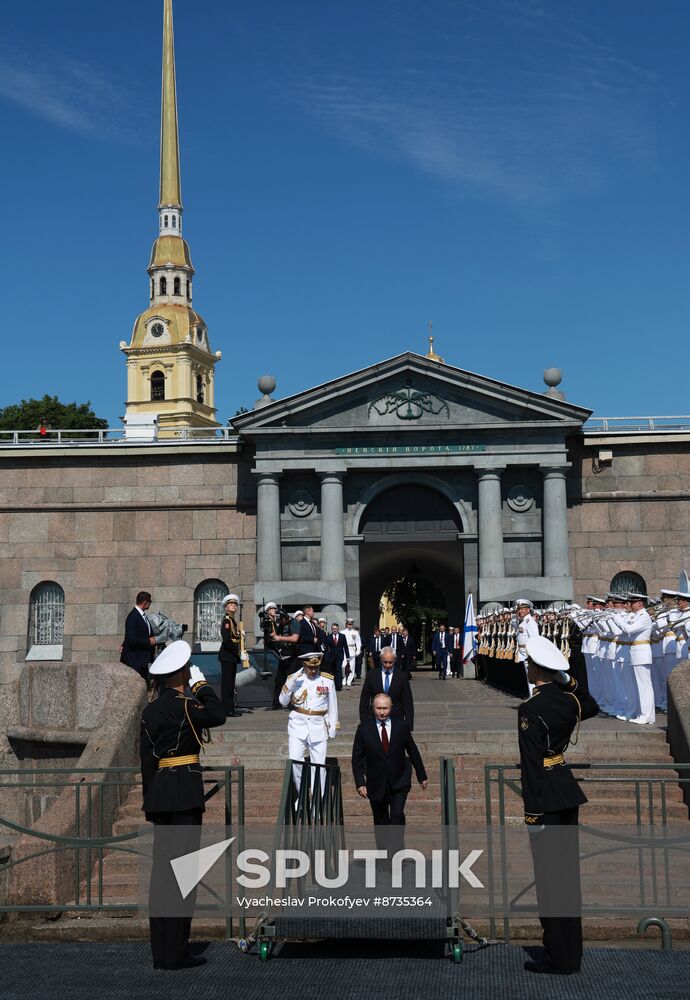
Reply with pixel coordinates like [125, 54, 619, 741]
[159, 0, 182, 209]
[425, 321, 444, 363]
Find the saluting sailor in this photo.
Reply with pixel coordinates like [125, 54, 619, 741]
[140, 640, 226, 971]
[515, 599, 539, 695]
[519, 635, 599, 977]
[279, 651, 338, 794]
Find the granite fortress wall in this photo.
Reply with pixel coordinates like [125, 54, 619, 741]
[0, 431, 688, 692]
[568, 434, 690, 598]
[0, 445, 256, 687]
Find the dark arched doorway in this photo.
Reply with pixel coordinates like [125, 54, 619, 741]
[358, 483, 464, 644]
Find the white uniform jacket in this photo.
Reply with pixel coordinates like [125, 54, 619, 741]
[279, 669, 339, 740]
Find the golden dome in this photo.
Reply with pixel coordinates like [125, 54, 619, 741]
[148, 235, 194, 272]
[425, 335, 444, 363]
[129, 303, 208, 349]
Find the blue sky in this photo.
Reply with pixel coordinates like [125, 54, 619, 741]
[1, 0, 689, 425]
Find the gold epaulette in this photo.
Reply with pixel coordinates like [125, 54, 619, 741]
[321, 671, 334, 680]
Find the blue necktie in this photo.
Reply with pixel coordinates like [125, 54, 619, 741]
[384, 670, 391, 693]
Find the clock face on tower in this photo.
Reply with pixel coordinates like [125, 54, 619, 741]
[151, 323, 164, 338]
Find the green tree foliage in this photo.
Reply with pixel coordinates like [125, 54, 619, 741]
[0, 395, 108, 431]
[384, 574, 447, 639]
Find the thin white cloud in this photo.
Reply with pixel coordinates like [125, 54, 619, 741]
[0, 47, 135, 138]
[286, 1, 662, 208]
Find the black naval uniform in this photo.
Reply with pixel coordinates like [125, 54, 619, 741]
[140, 680, 226, 969]
[518, 678, 599, 973]
[219, 610, 241, 716]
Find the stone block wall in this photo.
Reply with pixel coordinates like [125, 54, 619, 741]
[0, 449, 255, 683]
[567, 439, 690, 602]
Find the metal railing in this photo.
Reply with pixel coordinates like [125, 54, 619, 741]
[275, 758, 345, 872]
[484, 762, 690, 943]
[0, 765, 245, 938]
[584, 416, 690, 434]
[0, 427, 240, 446]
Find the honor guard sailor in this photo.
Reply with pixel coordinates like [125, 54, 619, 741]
[518, 636, 599, 976]
[140, 640, 226, 970]
[279, 652, 338, 793]
[219, 593, 242, 716]
[515, 599, 539, 695]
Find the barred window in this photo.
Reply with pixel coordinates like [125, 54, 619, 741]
[195, 579, 228, 643]
[610, 571, 646, 597]
[30, 582, 65, 645]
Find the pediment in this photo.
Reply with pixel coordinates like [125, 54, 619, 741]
[232, 353, 591, 435]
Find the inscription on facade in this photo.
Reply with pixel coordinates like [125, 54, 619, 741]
[335, 444, 486, 455]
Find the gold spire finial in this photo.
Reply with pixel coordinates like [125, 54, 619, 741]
[425, 321, 444, 363]
[159, 0, 182, 209]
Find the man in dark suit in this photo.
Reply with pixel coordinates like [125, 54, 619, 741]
[298, 606, 322, 656]
[359, 647, 414, 730]
[385, 628, 401, 658]
[398, 628, 416, 672]
[121, 590, 157, 680]
[367, 628, 384, 670]
[449, 626, 463, 678]
[140, 640, 226, 970]
[324, 622, 348, 691]
[432, 622, 451, 679]
[352, 692, 427, 853]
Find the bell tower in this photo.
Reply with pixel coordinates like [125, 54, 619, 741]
[121, 0, 221, 432]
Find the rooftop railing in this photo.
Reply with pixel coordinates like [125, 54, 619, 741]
[583, 416, 690, 433]
[0, 426, 239, 446]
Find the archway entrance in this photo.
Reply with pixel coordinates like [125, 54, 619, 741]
[358, 483, 464, 649]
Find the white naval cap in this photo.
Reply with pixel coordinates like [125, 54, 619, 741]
[299, 651, 323, 667]
[221, 593, 240, 606]
[294, 609, 304, 617]
[149, 639, 192, 676]
[628, 593, 649, 603]
[345, 617, 354, 624]
[263, 601, 277, 611]
[525, 635, 570, 673]
[661, 589, 678, 597]
[515, 599, 534, 609]
[677, 591, 690, 600]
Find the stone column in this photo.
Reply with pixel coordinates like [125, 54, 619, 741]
[477, 469, 505, 579]
[256, 473, 282, 581]
[542, 467, 570, 577]
[320, 473, 346, 580]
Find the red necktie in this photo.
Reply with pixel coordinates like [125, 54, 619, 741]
[380, 722, 389, 753]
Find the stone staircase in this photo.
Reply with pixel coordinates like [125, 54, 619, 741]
[27, 678, 689, 942]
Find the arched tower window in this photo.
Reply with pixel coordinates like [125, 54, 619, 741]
[186, 280, 191, 300]
[195, 579, 228, 643]
[164, 214, 169, 228]
[610, 571, 647, 596]
[151, 371, 165, 401]
[150, 278, 154, 300]
[159, 276, 167, 295]
[172, 215, 177, 228]
[174, 276, 181, 296]
[196, 374, 205, 404]
[30, 582, 65, 646]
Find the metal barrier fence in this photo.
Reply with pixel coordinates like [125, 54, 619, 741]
[484, 762, 690, 943]
[0, 765, 245, 938]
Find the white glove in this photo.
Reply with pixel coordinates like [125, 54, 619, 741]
[188, 664, 206, 686]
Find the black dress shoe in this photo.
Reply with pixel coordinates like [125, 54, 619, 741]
[524, 960, 573, 975]
[160, 955, 208, 970]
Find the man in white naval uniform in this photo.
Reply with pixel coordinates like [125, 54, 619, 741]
[515, 599, 539, 696]
[655, 590, 679, 712]
[342, 618, 362, 687]
[578, 597, 603, 707]
[672, 592, 690, 687]
[280, 652, 338, 793]
[610, 593, 654, 725]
